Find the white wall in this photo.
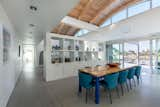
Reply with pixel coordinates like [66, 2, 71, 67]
[83, 7, 160, 41]
[0, 3, 22, 107]
[36, 40, 44, 67]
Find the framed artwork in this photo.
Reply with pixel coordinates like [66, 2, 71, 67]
[2, 26, 11, 64]
[18, 45, 21, 57]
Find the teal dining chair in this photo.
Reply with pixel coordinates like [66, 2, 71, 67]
[135, 66, 142, 85]
[78, 72, 94, 103]
[118, 70, 129, 96]
[127, 67, 136, 89]
[101, 72, 119, 104]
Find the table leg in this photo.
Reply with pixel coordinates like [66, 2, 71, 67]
[95, 77, 100, 104]
[79, 82, 82, 93]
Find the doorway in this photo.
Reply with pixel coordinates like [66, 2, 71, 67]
[23, 45, 35, 72]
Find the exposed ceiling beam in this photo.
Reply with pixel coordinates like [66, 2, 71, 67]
[78, 0, 115, 22]
[61, 16, 99, 31]
[68, 0, 90, 18]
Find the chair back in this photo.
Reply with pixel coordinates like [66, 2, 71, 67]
[118, 70, 129, 84]
[79, 72, 93, 88]
[135, 66, 142, 77]
[104, 72, 119, 89]
[127, 67, 136, 79]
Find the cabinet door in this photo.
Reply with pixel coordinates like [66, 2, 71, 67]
[63, 63, 75, 78]
[46, 64, 63, 81]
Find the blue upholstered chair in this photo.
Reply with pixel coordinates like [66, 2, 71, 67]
[78, 72, 94, 103]
[127, 67, 136, 89]
[118, 70, 129, 95]
[135, 66, 142, 85]
[101, 72, 119, 104]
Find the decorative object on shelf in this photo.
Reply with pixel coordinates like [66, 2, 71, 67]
[68, 45, 71, 50]
[93, 48, 95, 51]
[76, 57, 81, 61]
[76, 57, 78, 61]
[75, 45, 79, 51]
[52, 58, 62, 64]
[87, 47, 89, 51]
[65, 58, 71, 62]
[52, 45, 61, 50]
[99, 48, 102, 51]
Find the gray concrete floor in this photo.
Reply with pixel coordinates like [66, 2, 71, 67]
[7, 68, 160, 107]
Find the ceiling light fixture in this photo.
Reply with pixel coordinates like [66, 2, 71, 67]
[29, 24, 35, 27]
[30, 5, 37, 11]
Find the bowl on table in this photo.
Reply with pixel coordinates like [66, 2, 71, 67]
[107, 63, 120, 68]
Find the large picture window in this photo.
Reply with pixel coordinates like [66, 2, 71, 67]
[152, 0, 160, 8]
[112, 9, 127, 23]
[128, 1, 150, 17]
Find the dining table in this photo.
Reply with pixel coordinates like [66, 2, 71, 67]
[79, 65, 138, 104]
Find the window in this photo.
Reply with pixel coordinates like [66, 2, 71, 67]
[112, 9, 127, 23]
[75, 29, 90, 37]
[152, 0, 160, 8]
[100, 18, 111, 27]
[128, 1, 150, 17]
[112, 44, 120, 63]
[124, 42, 138, 67]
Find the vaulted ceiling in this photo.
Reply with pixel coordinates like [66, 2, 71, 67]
[52, 0, 141, 36]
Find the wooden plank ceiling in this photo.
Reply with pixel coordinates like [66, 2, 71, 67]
[52, 0, 141, 36]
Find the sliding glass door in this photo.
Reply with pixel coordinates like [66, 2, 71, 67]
[139, 40, 151, 72]
[124, 42, 138, 67]
[112, 44, 120, 63]
[107, 38, 160, 73]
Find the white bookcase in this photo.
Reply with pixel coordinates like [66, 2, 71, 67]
[44, 33, 106, 81]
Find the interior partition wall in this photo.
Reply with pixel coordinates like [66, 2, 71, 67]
[106, 38, 160, 73]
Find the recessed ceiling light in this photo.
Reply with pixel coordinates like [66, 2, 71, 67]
[30, 5, 37, 11]
[29, 24, 35, 27]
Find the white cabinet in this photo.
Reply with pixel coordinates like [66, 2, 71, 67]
[46, 63, 63, 81]
[63, 63, 75, 78]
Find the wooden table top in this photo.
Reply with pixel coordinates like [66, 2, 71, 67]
[79, 65, 138, 77]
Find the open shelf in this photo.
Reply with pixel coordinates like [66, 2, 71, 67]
[50, 35, 105, 64]
[64, 51, 74, 63]
[51, 51, 63, 64]
[63, 38, 74, 51]
[75, 51, 84, 62]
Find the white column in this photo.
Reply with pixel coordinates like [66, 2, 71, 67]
[150, 40, 153, 73]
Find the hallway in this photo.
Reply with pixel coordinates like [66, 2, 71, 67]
[6, 67, 160, 107]
[6, 68, 56, 107]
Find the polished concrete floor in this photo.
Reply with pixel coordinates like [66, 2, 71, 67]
[7, 67, 160, 107]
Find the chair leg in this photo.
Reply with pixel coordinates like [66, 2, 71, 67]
[86, 89, 88, 104]
[120, 84, 124, 96]
[129, 79, 132, 90]
[116, 87, 120, 98]
[108, 89, 112, 104]
[137, 76, 140, 85]
[133, 78, 136, 87]
[140, 75, 142, 83]
[126, 82, 129, 92]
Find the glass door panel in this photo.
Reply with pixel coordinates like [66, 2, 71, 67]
[124, 42, 138, 67]
[139, 40, 151, 72]
[112, 44, 120, 63]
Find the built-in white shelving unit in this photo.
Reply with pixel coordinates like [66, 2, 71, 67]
[50, 35, 104, 64]
[44, 33, 106, 81]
